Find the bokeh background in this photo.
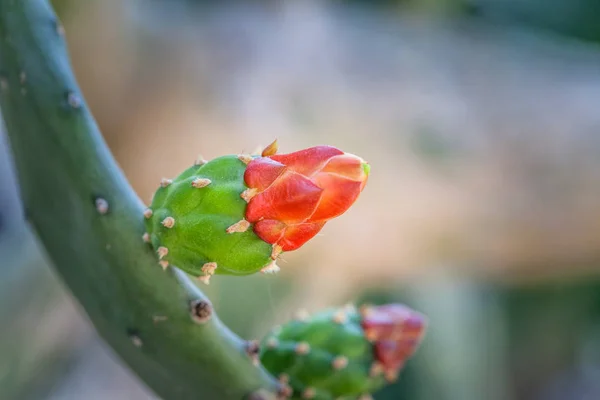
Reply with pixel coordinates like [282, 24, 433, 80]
[3, 0, 600, 399]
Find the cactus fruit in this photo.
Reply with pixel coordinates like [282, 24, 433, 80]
[144, 141, 370, 282]
[259, 304, 427, 399]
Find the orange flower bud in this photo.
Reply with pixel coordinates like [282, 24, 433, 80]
[361, 304, 427, 375]
[244, 145, 369, 251]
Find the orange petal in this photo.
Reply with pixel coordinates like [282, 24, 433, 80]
[245, 170, 323, 224]
[321, 154, 368, 181]
[277, 221, 326, 251]
[244, 157, 287, 191]
[252, 220, 286, 245]
[363, 305, 426, 343]
[270, 146, 343, 176]
[307, 173, 363, 222]
[253, 220, 325, 251]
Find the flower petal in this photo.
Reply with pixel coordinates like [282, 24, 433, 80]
[276, 221, 326, 251]
[362, 304, 427, 341]
[245, 170, 323, 223]
[252, 220, 325, 251]
[269, 146, 344, 176]
[244, 157, 287, 191]
[252, 219, 286, 245]
[321, 153, 369, 182]
[307, 173, 363, 222]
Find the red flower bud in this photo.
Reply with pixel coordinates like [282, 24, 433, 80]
[361, 304, 427, 376]
[244, 145, 369, 251]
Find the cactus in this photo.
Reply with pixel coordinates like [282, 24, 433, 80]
[259, 304, 427, 400]
[0, 1, 423, 399]
[144, 142, 370, 283]
[0, 1, 280, 399]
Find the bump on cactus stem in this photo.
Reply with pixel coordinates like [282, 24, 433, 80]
[190, 299, 212, 324]
[246, 340, 261, 366]
[259, 304, 427, 399]
[157, 246, 168, 259]
[194, 155, 208, 166]
[94, 196, 109, 214]
[238, 154, 254, 165]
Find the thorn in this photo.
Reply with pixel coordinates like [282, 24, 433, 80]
[226, 219, 250, 233]
[294, 309, 310, 322]
[369, 362, 384, 377]
[190, 299, 212, 324]
[198, 275, 211, 285]
[159, 260, 169, 270]
[332, 310, 347, 324]
[94, 197, 109, 215]
[332, 356, 349, 370]
[238, 154, 254, 165]
[153, 315, 168, 323]
[266, 337, 279, 349]
[278, 373, 289, 384]
[143, 208, 153, 219]
[19, 71, 26, 84]
[385, 370, 399, 383]
[241, 188, 258, 202]
[261, 260, 280, 274]
[191, 178, 212, 188]
[162, 216, 175, 228]
[194, 156, 208, 166]
[261, 139, 278, 157]
[271, 244, 283, 259]
[295, 342, 310, 355]
[246, 340, 261, 366]
[160, 178, 173, 188]
[302, 388, 316, 399]
[201, 262, 218, 276]
[66, 91, 82, 108]
[142, 232, 151, 243]
[157, 246, 168, 259]
[130, 335, 143, 348]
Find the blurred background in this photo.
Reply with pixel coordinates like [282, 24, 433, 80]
[3, 0, 600, 398]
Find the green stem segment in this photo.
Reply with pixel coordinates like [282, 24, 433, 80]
[0, 1, 279, 399]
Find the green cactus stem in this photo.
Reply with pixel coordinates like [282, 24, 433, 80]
[0, 1, 280, 399]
